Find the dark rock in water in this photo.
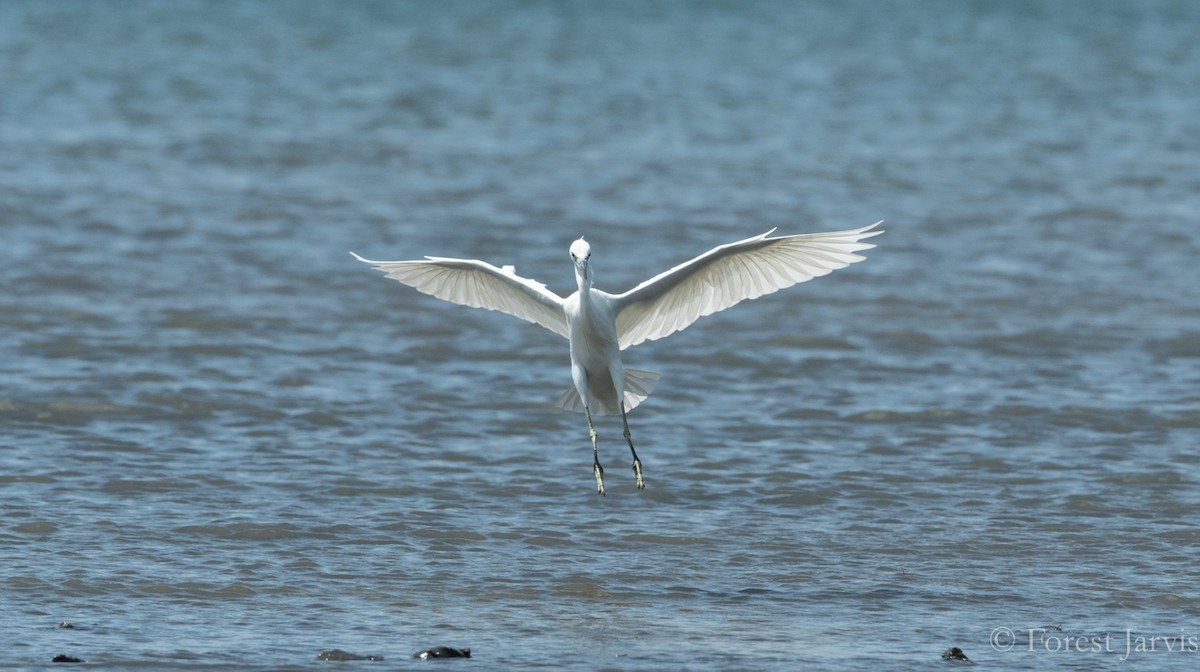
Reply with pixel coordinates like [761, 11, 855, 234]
[51, 654, 85, 663]
[317, 649, 357, 661]
[413, 646, 471, 660]
[941, 646, 970, 662]
[58, 622, 75, 629]
[316, 649, 384, 661]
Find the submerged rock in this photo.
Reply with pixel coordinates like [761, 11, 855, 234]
[58, 622, 75, 629]
[413, 646, 471, 660]
[941, 646, 970, 662]
[316, 649, 384, 661]
[51, 654, 84, 663]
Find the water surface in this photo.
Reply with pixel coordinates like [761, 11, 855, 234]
[3, 1, 1199, 669]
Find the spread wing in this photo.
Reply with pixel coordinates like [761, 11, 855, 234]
[351, 252, 569, 339]
[613, 221, 883, 349]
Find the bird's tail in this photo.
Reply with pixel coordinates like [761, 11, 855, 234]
[553, 368, 660, 416]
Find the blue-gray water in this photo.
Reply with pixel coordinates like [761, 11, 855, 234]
[3, 1, 1199, 669]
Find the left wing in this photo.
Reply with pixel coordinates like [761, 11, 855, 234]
[351, 253, 569, 339]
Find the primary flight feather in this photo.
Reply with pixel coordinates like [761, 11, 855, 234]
[352, 220, 883, 494]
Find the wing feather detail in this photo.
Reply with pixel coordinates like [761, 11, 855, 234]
[613, 221, 883, 349]
[350, 252, 569, 339]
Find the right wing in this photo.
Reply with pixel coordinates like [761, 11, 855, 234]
[612, 222, 882, 349]
[351, 252, 569, 339]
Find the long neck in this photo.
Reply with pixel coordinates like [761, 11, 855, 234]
[575, 265, 592, 297]
[575, 268, 599, 322]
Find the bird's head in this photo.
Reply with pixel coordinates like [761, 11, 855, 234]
[569, 237, 591, 285]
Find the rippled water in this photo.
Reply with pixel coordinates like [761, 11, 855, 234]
[3, 1, 1199, 669]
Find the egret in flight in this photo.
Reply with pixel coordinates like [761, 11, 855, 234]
[352, 221, 882, 495]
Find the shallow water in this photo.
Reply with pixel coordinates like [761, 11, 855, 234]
[3, 0, 1199, 669]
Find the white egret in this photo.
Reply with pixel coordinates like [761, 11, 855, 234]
[352, 221, 882, 495]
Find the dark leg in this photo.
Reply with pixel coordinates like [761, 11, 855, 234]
[621, 405, 644, 490]
[586, 407, 604, 496]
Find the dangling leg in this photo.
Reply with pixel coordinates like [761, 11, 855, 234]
[621, 404, 644, 490]
[586, 407, 604, 496]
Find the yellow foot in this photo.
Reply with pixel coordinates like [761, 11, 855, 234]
[632, 458, 644, 490]
[593, 463, 606, 496]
